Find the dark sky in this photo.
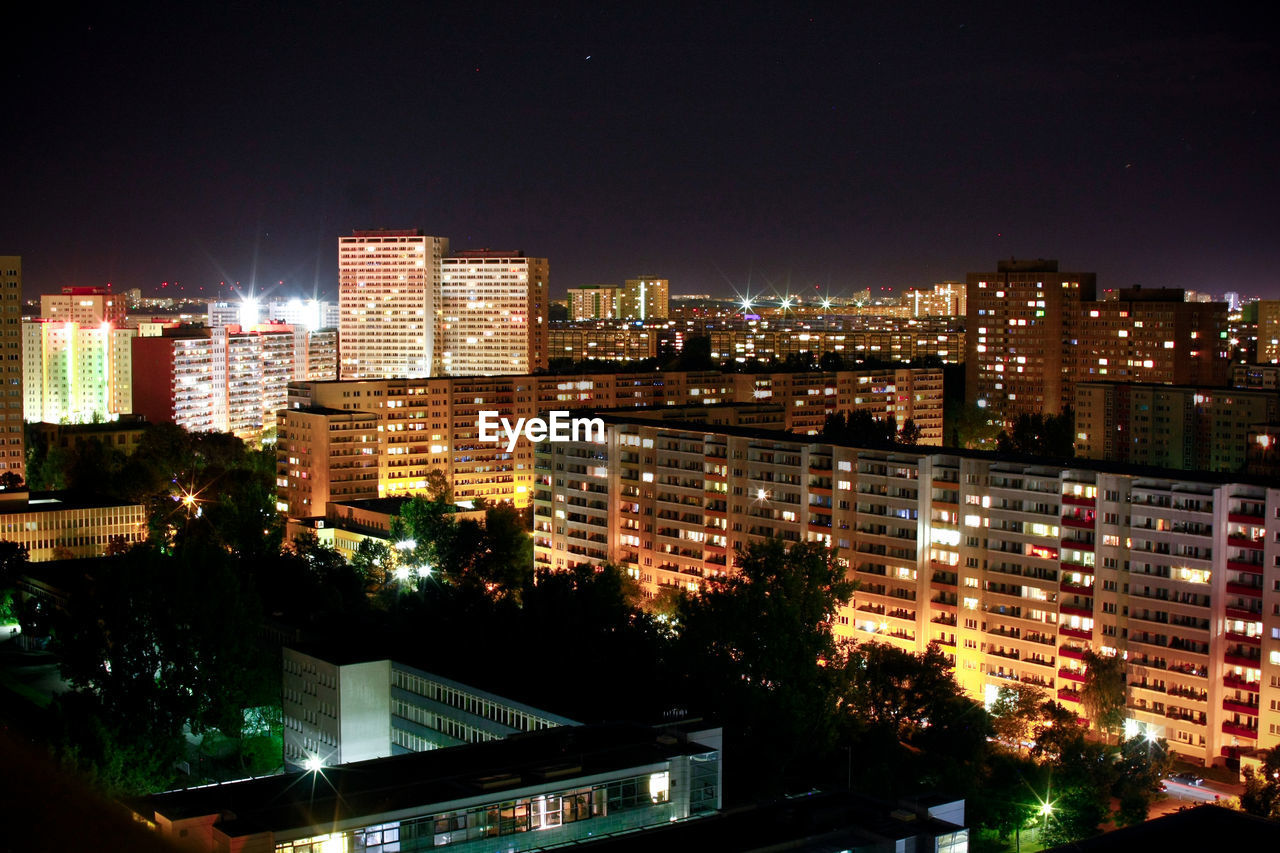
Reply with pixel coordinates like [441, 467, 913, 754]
[3, 2, 1277, 300]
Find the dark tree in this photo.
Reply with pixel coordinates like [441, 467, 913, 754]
[1080, 649, 1126, 742]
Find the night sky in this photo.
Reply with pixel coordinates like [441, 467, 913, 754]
[3, 2, 1277, 300]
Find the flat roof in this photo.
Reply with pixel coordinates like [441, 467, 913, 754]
[138, 724, 713, 839]
[0, 491, 141, 516]
[590, 413, 1280, 488]
[563, 790, 964, 852]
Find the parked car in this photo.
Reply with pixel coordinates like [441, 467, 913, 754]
[1169, 772, 1205, 786]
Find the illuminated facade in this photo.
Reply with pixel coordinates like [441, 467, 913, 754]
[965, 258, 1097, 421]
[276, 407, 380, 517]
[904, 281, 966, 317]
[39, 286, 126, 325]
[133, 324, 328, 439]
[339, 230, 448, 380]
[22, 320, 135, 424]
[137, 723, 721, 853]
[0, 257, 23, 479]
[439, 251, 548, 376]
[281, 367, 943, 511]
[282, 647, 578, 769]
[566, 285, 619, 320]
[1075, 288, 1230, 388]
[620, 277, 669, 320]
[1256, 300, 1280, 365]
[1074, 382, 1278, 472]
[0, 491, 146, 561]
[535, 416, 1280, 766]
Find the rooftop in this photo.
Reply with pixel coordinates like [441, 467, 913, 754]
[137, 724, 713, 839]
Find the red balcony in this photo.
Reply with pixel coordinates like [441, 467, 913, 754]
[1228, 512, 1264, 525]
[1058, 668, 1086, 683]
[932, 600, 958, 613]
[1223, 698, 1260, 716]
[1225, 606, 1262, 620]
[1057, 689, 1081, 703]
[1058, 645, 1085, 660]
[1060, 603, 1093, 618]
[1060, 625, 1093, 640]
[1224, 631, 1262, 647]
[1225, 652, 1262, 668]
[1227, 560, 1263, 575]
[1223, 673, 1260, 692]
[1060, 579, 1093, 594]
[1062, 494, 1095, 507]
[1060, 561, 1094, 572]
[1221, 721, 1258, 739]
[1062, 515, 1094, 529]
[1227, 535, 1263, 550]
[1225, 582, 1262, 597]
[1061, 539, 1095, 552]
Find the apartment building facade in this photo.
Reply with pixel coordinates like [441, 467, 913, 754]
[338, 230, 448, 380]
[567, 285, 619, 320]
[1074, 382, 1279, 473]
[965, 258, 1097, 421]
[0, 257, 23, 480]
[23, 320, 135, 424]
[534, 416, 1279, 767]
[439, 250, 548, 375]
[280, 367, 944, 513]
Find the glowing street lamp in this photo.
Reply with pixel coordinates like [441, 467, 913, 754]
[392, 567, 410, 582]
[303, 755, 324, 773]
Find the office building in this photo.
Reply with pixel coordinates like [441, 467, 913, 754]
[22, 320, 135, 424]
[1074, 382, 1279, 473]
[620, 277, 668, 320]
[567, 285, 619, 320]
[338, 230, 449, 380]
[0, 491, 146, 561]
[281, 367, 943, 511]
[439, 250, 548, 375]
[535, 415, 1280, 766]
[39, 286, 126, 325]
[0, 257, 23, 480]
[282, 647, 579, 769]
[134, 723, 722, 853]
[966, 258, 1097, 421]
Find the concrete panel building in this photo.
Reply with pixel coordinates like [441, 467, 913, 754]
[338, 230, 448, 380]
[534, 415, 1280, 767]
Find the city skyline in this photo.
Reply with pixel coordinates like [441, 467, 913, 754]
[3, 5, 1277, 299]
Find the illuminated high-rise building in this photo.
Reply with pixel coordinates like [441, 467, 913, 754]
[40, 286, 127, 325]
[621, 276, 669, 320]
[567, 285, 619, 320]
[338, 230, 448, 379]
[438, 250, 548, 375]
[966, 259, 1097, 421]
[0, 256, 24, 481]
[23, 320, 135, 423]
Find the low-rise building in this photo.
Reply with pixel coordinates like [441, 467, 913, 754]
[0, 490, 146, 561]
[282, 647, 579, 769]
[134, 723, 722, 853]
